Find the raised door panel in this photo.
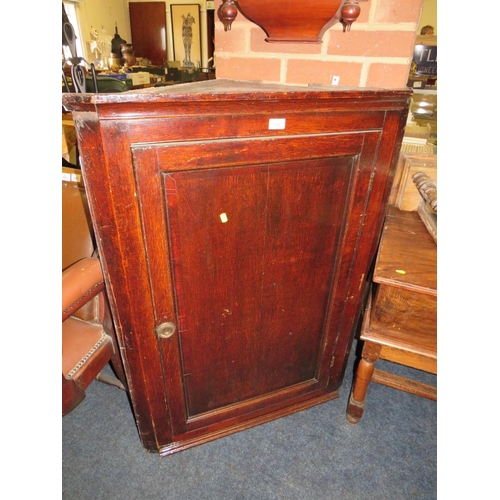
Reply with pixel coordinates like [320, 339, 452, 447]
[132, 131, 381, 444]
[166, 159, 349, 417]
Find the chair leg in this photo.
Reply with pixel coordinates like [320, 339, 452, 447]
[346, 342, 381, 424]
[109, 350, 128, 390]
[96, 371, 127, 390]
[102, 294, 129, 391]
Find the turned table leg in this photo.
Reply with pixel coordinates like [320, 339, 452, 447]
[346, 342, 382, 423]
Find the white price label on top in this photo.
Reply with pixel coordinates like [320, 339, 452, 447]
[268, 118, 286, 130]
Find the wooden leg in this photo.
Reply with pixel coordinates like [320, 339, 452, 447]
[102, 293, 129, 391]
[346, 342, 381, 424]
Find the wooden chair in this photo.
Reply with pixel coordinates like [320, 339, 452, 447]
[62, 167, 127, 416]
[346, 207, 437, 423]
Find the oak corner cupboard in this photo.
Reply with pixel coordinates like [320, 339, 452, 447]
[62, 80, 411, 455]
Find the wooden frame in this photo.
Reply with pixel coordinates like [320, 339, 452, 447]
[170, 4, 201, 68]
[389, 152, 437, 211]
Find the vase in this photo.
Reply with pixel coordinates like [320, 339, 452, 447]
[121, 43, 136, 66]
[108, 54, 121, 71]
[112, 26, 127, 56]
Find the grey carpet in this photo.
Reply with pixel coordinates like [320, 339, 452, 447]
[62, 339, 437, 499]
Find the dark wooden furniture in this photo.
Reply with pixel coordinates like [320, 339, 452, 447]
[62, 80, 410, 455]
[218, 0, 368, 41]
[346, 206, 437, 424]
[129, 2, 167, 66]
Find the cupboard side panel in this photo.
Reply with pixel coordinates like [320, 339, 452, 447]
[329, 109, 410, 387]
[73, 115, 172, 451]
[315, 131, 383, 384]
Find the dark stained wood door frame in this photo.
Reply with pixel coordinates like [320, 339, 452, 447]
[129, 1, 167, 66]
[130, 131, 381, 440]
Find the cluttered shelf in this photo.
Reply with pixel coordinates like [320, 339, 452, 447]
[62, 64, 215, 94]
[411, 88, 437, 145]
[406, 32, 437, 148]
[62, 2, 216, 95]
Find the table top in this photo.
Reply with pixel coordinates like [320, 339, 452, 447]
[374, 206, 437, 296]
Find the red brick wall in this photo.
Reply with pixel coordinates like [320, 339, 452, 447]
[214, 0, 424, 88]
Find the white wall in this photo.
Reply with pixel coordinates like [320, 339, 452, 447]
[71, 0, 210, 67]
[418, 0, 437, 35]
[72, 0, 131, 62]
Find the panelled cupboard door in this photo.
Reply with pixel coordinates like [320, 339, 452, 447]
[131, 131, 380, 443]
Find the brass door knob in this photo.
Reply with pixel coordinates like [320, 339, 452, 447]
[155, 322, 176, 339]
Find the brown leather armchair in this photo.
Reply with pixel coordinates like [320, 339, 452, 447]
[62, 166, 127, 416]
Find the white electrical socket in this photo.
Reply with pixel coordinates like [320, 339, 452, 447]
[331, 76, 340, 85]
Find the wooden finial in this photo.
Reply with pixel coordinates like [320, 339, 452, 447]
[218, 0, 238, 31]
[340, 1, 362, 33]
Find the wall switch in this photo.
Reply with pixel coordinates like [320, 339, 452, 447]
[331, 76, 340, 85]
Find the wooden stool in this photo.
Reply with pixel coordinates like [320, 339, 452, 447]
[347, 207, 437, 424]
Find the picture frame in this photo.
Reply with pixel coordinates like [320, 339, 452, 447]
[170, 4, 202, 68]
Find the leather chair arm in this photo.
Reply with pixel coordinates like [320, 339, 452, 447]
[62, 257, 105, 322]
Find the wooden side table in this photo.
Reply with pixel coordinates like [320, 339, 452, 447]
[346, 206, 437, 424]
